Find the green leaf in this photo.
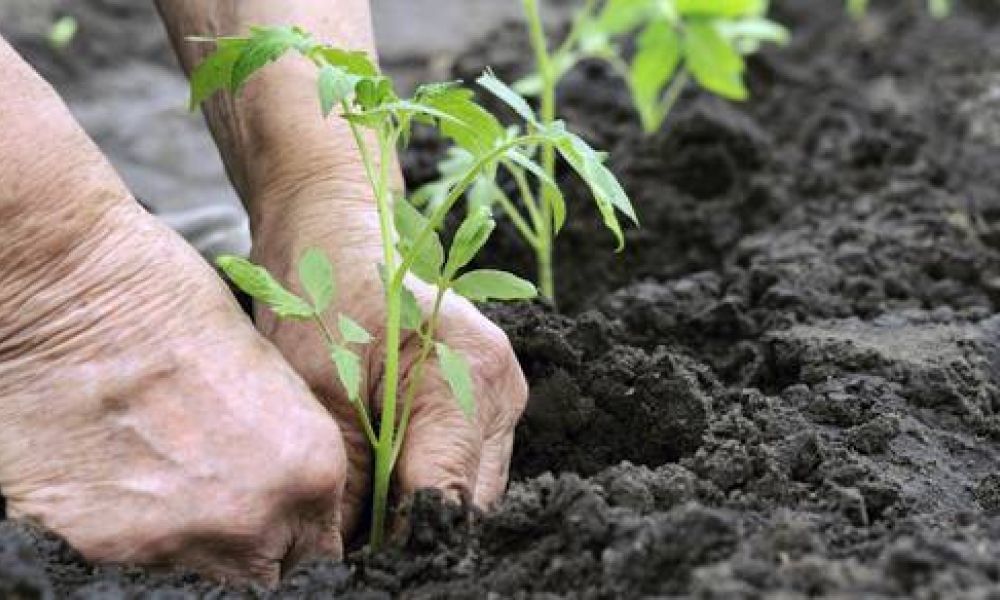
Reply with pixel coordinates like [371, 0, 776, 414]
[394, 198, 445, 283]
[630, 21, 682, 132]
[418, 86, 505, 157]
[513, 73, 544, 97]
[717, 18, 792, 54]
[331, 345, 362, 402]
[452, 270, 538, 302]
[316, 47, 379, 77]
[400, 283, 424, 330]
[318, 65, 361, 117]
[476, 70, 539, 126]
[364, 100, 463, 125]
[298, 249, 336, 313]
[338, 315, 372, 344]
[189, 38, 247, 109]
[552, 130, 638, 250]
[467, 177, 503, 215]
[231, 26, 312, 91]
[675, 0, 766, 18]
[355, 76, 395, 110]
[436, 343, 475, 420]
[410, 159, 459, 212]
[684, 21, 748, 101]
[504, 150, 567, 232]
[445, 206, 495, 278]
[216, 255, 314, 319]
[597, 0, 659, 35]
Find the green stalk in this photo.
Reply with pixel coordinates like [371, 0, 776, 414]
[370, 130, 403, 551]
[651, 69, 689, 133]
[507, 162, 544, 236]
[523, 0, 558, 301]
[313, 314, 378, 447]
[391, 288, 447, 466]
[495, 189, 541, 249]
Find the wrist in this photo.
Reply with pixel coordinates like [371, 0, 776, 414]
[248, 177, 383, 272]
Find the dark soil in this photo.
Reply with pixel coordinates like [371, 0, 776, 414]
[5, 0, 1000, 597]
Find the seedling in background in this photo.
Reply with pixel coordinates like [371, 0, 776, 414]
[190, 25, 635, 550]
[847, 0, 951, 19]
[47, 15, 78, 50]
[517, 0, 788, 134]
[417, 0, 784, 301]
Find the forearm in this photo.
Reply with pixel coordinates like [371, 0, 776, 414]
[155, 1, 379, 230]
[0, 36, 131, 278]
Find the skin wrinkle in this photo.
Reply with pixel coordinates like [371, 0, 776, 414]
[0, 214, 208, 386]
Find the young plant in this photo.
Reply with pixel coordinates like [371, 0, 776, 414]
[847, 0, 952, 19]
[189, 25, 635, 549]
[516, 0, 789, 134]
[416, 0, 784, 301]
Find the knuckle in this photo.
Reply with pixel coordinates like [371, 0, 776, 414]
[475, 323, 529, 423]
[279, 425, 348, 509]
[468, 321, 519, 384]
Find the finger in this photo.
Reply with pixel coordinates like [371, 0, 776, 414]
[394, 372, 483, 503]
[315, 395, 371, 543]
[262, 316, 373, 541]
[474, 426, 515, 508]
[281, 507, 344, 578]
[470, 335, 528, 508]
[275, 430, 348, 578]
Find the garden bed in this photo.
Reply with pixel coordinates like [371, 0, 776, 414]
[4, 0, 1000, 597]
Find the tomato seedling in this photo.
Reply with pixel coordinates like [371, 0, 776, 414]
[416, 0, 784, 301]
[190, 25, 635, 549]
[516, 0, 788, 134]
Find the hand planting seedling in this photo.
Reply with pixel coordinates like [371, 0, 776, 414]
[190, 25, 635, 549]
[417, 0, 783, 301]
[847, 0, 951, 19]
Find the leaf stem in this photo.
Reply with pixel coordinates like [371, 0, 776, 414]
[311, 314, 379, 450]
[495, 188, 541, 249]
[506, 162, 544, 236]
[653, 69, 689, 132]
[390, 286, 446, 467]
[554, 0, 598, 58]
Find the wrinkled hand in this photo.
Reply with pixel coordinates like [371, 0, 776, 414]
[0, 196, 349, 584]
[251, 181, 528, 539]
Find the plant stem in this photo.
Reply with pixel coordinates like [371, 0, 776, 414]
[370, 130, 404, 551]
[505, 164, 552, 291]
[523, 0, 558, 301]
[390, 287, 446, 467]
[507, 162, 544, 234]
[495, 189, 541, 249]
[653, 69, 689, 133]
